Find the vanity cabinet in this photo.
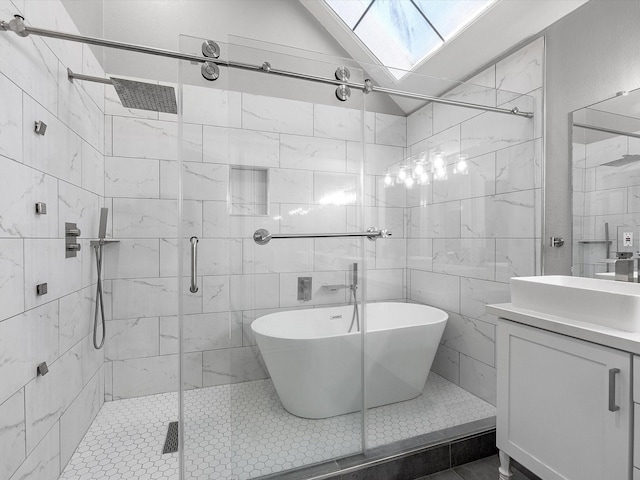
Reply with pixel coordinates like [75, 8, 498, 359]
[497, 320, 632, 480]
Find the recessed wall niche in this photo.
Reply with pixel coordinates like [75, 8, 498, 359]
[229, 165, 269, 216]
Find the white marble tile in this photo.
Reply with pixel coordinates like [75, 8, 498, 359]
[25, 342, 82, 453]
[104, 115, 113, 156]
[595, 161, 640, 191]
[280, 204, 347, 234]
[24, 239, 82, 310]
[105, 317, 159, 361]
[58, 286, 93, 353]
[0, 3, 58, 113]
[81, 142, 104, 196]
[112, 117, 202, 162]
[461, 190, 535, 238]
[314, 172, 357, 205]
[433, 238, 496, 281]
[367, 268, 404, 301]
[203, 126, 279, 167]
[242, 238, 313, 274]
[0, 389, 26, 480]
[202, 275, 231, 313]
[361, 206, 405, 238]
[112, 198, 201, 238]
[496, 37, 543, 95]
[81, 44, 105, 113]
[59, 369, 101, 467]
[239, 308, 288, 346]
[408, 201, 461, 238]
[280, 134, 346, 172]
[183, 85, 241, 127]
[585, 134, 628, 169]
[111, 277, 201, 320]
[9, 421, 59, 480]
[459, 354, 496, 406]
[495, 139, 538, 194]
[269, 168, 313, 204]
[243, 93, 313, 136]
[82, 332, 103, 383]
[314, 104, 362, 141]
[375, 113, 406, 147]
[0, 72, 22, 162]
[375, 176, 407, 208]
[433, 152, 496, 203]
[58, 180, 99, 238]
[461, 110, 534, 159]
[103, 239, 160, 280]
[460, 277, 510, 324]
[160, 312, 241, 355]
[407, 103, 433, 147]
[103, 361, 113, 402]
[112, 352, 202, 399]
[431, 344, 459, 385]
[314, 238, 363, 272]
[407, 238, 433, 271]
[374, 238, 406, 269]
[409, 125, 460, 161]
[495, 239, 536, 283]
[202, 201, 231, 238]
[202, 346, 268, 386]
[582, 188, 627, 216]
[441, 313, 495, 367]
[349, 143, 404, 175]
[57, 64, 104, 153]
[229, 204, 281, 239]
[229, 274, 280, 311]
[0, 239, 24, 321]
[409, 270, 459, 313]
[161, 160, 228, 201]
[279, 271, 347, 308]
[433, 83, 496, 135]
[105, 156, 159, 198]
[22, 95, 82, 185]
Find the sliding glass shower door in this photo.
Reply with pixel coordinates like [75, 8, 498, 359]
[177, 34, 368, 479]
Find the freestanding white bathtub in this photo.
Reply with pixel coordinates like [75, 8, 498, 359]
[251, 302, 448, 419]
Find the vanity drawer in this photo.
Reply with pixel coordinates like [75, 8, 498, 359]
[636, 404, 640, 468]
[635, 356, 640, 402]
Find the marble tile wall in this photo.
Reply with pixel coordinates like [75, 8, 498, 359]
[0, 1, 106, 479]
[406, 37, 544, 406]
[105, 75, 407, 400]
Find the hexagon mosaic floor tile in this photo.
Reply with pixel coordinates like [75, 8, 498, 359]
[61, 373, 495, 480]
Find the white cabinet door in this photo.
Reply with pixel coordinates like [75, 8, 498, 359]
[497, 320, 631, 480]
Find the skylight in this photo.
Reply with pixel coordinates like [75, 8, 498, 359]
[325, 0, 495, 80]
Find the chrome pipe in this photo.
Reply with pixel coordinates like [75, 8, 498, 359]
[0, 15, 535, 119]
[67, 69, 112, 85]
[253, 227, 391, 245]
[189, 236, 199, 293]
[573, 122, 640, 140]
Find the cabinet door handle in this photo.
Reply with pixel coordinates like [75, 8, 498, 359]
[608, 368, 620, 412]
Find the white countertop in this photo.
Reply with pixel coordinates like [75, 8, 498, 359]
[488, 303, 640, 355]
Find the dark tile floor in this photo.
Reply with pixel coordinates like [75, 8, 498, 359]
[419, 455, 539, 480]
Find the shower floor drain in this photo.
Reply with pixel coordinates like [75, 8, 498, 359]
[162, 421, 179, 454]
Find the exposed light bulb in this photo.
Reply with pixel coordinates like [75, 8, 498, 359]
[433, 155, 445, 170]
[398, 167, 407, 181]
[414, 162, 425, 176]
[419, 172, 429, 184]
[404, 176, 414, 189]
[454, 155, 468, 175]
[384, 172, 393, 186]
[434, 166, 447, 181]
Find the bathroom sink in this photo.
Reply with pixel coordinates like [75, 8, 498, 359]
[510, 275, 640, 332]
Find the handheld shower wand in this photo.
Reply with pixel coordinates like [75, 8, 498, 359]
[91, 208, 118, 350]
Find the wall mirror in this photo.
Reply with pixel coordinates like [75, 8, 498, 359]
[572, 87, 640, 279]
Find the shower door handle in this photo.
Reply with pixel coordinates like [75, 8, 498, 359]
[190, 236, 199, 293]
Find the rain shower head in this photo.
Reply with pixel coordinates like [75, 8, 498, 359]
[67, 69, 177, 114]
[110, 77, 177, 114]
[602, 154, 640, 167]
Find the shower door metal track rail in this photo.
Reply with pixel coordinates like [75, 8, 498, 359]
[573, 122, 640, 139]
[0, 15, 534, 118]
[253, 228, 391, 245]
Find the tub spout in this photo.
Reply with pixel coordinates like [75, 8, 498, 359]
[322, 284, 349, 291]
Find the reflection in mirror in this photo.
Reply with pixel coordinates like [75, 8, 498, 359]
[572, 88, 640, 280]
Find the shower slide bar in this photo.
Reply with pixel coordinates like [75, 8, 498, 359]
[253, 227, 391, 245]
[0, 14, 533, 118]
